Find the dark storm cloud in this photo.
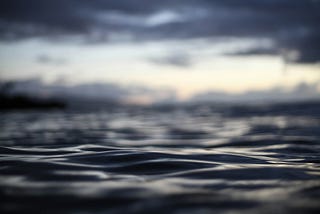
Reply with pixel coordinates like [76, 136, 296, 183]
[0, 0, 319, 63]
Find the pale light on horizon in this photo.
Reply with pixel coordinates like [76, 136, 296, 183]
[1, 38, 319, 101]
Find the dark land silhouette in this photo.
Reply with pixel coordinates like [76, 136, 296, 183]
[0, 82, 66, 110]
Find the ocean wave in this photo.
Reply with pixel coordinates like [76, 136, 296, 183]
[1, 103, 320, 213]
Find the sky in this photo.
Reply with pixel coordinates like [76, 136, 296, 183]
[0, 0, 319, 104]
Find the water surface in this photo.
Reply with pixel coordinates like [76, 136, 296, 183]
[1, 102, 320, 214]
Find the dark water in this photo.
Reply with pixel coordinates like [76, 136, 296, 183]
[1, 102, 320, 214]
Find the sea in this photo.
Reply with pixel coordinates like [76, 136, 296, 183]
[1, 102, 320, 214]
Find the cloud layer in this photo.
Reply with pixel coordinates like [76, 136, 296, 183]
[0, 0, 319, 63]
[2, 79, 319, 105]
[190, 82, 320, 103]
[3, 79, 177, 105]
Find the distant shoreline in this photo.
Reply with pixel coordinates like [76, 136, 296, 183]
[0, 94, 66, 110]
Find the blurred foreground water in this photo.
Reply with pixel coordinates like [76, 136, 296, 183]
[1, 102, 320, 214]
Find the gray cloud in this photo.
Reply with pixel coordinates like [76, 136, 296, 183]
[36, 54, 68, 65]
[0, 0, 319, 63]
[190, 82, 320, 103]
[148, 52, 192, 67]
[2, 78, 319, 104]
[4, 78, 177, 105]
